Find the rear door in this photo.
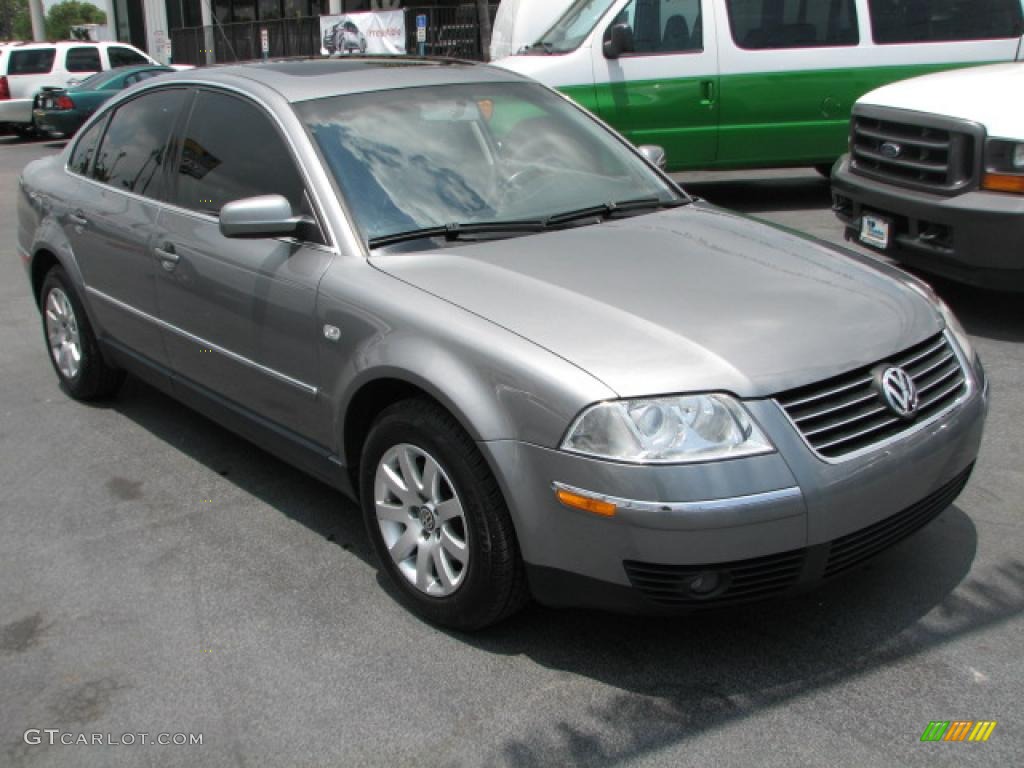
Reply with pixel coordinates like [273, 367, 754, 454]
[591, 0, 719, 169]
[153, 89, 333, 444]
[65, 88, 188, 362]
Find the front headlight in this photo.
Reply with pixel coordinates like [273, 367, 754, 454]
[982, 139, 1024, 194]
[561, 394, 774, 464]
[905, 281, 976, 363]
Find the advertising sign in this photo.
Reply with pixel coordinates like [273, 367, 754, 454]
[320, 11, 407, 56]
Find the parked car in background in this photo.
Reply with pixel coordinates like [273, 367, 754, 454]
[0, 41, 157, 138]
[18, 59, 987, 630]
[832, 62, 1024, 291]
[32, 65, 174, 138]
[494, 0, 1024, 173]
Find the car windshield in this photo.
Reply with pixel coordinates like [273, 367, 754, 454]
[530, 0, 617, 53]
[298, 81, 679, 247]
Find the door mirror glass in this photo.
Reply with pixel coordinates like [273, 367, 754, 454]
[219, 195, 301, 238]
[638, 144, 667, 170]
[603, 23, 635, 59]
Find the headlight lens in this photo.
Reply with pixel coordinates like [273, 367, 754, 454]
[561, 394, 774, 464]
[983, 139, 1024, 194]
[905, 281, 976, 363]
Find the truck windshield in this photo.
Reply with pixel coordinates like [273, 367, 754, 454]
[529, 0, 617, 54]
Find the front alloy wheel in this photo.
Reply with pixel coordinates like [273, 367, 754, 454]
[374, 443, 469, 597]
[45, 287, 82, 380]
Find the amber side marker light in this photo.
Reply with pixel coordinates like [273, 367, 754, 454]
[982, 173, 1024, 194]
[555, 487, 617, 517]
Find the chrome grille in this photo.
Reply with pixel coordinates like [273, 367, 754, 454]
[850, 106, 979, 194]
[777, 334, 967, 460]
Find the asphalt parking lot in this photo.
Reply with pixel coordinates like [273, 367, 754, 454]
[2, 137, 1022, 768]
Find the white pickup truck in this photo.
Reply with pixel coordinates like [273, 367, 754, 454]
[831, 63, 1024, 291]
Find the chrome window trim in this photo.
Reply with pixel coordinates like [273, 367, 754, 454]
[86, 286, 319, 397]
[774, 330, 975, 465]
[62, 80, 348, 256]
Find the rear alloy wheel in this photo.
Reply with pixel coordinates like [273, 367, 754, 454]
[360, 398, 528, 630]
[40, 266, 124, 400]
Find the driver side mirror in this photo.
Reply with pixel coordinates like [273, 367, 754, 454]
[603, 23, 635, 59]
[638, 144, 667, 170]
[219, 194, 304, 239]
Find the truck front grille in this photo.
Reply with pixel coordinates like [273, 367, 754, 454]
[776, 333, 967, 460]
[850, 106, 981, 194]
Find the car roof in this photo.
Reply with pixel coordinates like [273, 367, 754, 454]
[3, 41, 141, 49]
[152, 57, 531, 103]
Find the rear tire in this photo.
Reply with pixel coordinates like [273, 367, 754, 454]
[360, 398, 528, 630]
[39, 266, 124, 400]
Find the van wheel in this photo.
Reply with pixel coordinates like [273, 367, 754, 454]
[14, 124, 36, 141]
[360, 398, 528, 630]
[40, 266, 124, 400]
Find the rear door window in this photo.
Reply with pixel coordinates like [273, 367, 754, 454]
[107, 46, 150, 67]
[66, 47, 102, 73]
[725, 0, 859, 49]
[92, 88, 187, 199]
[868, 0, 1024, 44]
[69, 116, 107, 176]
[8, 48, 56, 75]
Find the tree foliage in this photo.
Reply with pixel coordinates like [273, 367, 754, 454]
[0, 0, 31, 41]
[46, 1, 106, 40]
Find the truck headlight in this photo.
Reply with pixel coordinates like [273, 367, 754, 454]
[561, 394, 774, 464]
[982, 139, 1024, 194]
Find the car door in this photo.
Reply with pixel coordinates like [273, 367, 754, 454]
[63, 87, 188, 363]
[153, 89, 334, 444]
[591, 0, 719, 169]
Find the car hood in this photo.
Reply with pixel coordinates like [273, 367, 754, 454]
[858, 62, 1024, 139]
[371, 204, 941, 399]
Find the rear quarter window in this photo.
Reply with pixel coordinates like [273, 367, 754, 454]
[868, 0, 1024, 44]
[8, 49, 56, 75]
[107, 47, 150, 67]
[66, 47, 102, 73]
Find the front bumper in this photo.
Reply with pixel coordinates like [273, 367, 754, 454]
[831, 154, 1024, 290]
[0, 98, 33, 126]
[483, 360, 988, 613]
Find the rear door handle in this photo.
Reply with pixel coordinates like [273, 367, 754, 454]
[154, 243, 180, 271]
[68, 211, 88, 227]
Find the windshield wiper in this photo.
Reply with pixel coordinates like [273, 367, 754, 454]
[368, 219, 548, 249]
[546, 196, 690, 227]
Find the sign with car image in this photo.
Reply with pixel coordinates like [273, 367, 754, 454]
[320, 11, 406, 56]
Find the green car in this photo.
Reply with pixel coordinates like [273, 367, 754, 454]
[32, 65, 173, 137]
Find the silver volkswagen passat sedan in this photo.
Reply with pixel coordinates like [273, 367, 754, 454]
[18, 59, 988, 629]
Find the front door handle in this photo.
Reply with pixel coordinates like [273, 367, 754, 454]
[154, 244, 179, 271]
[68, 211, 88, 227]
[701, 80, 716, 106]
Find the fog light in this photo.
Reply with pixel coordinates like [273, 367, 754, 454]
[688, 571, 723, 596]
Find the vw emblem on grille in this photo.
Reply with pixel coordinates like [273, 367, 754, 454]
[880, 141, 903, 159]
[878, 366, 919, 419]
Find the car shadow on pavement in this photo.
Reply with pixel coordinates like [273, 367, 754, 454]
[681, 173, 832, 215]
[922, 276, 1024, 344]
[459, 509, 1024, 766]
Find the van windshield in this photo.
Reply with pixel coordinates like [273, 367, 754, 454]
[528, 0, 617, 54]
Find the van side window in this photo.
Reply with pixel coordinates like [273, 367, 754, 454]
[725, 0, 859, 49]
[868, 0, 1024, 44]
[605, 0, 704, 54]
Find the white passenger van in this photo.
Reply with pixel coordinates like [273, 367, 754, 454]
[490, 0, 574, 60]
[494, 0, 1024, 172]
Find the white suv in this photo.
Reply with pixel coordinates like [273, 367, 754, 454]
[1, 41, 157, 138]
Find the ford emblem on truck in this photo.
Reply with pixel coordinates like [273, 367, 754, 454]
[880, 141, 903, 159]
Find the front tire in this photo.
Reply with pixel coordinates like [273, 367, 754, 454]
[360, 398, 527, 630]
[40, 266, 123, 400]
